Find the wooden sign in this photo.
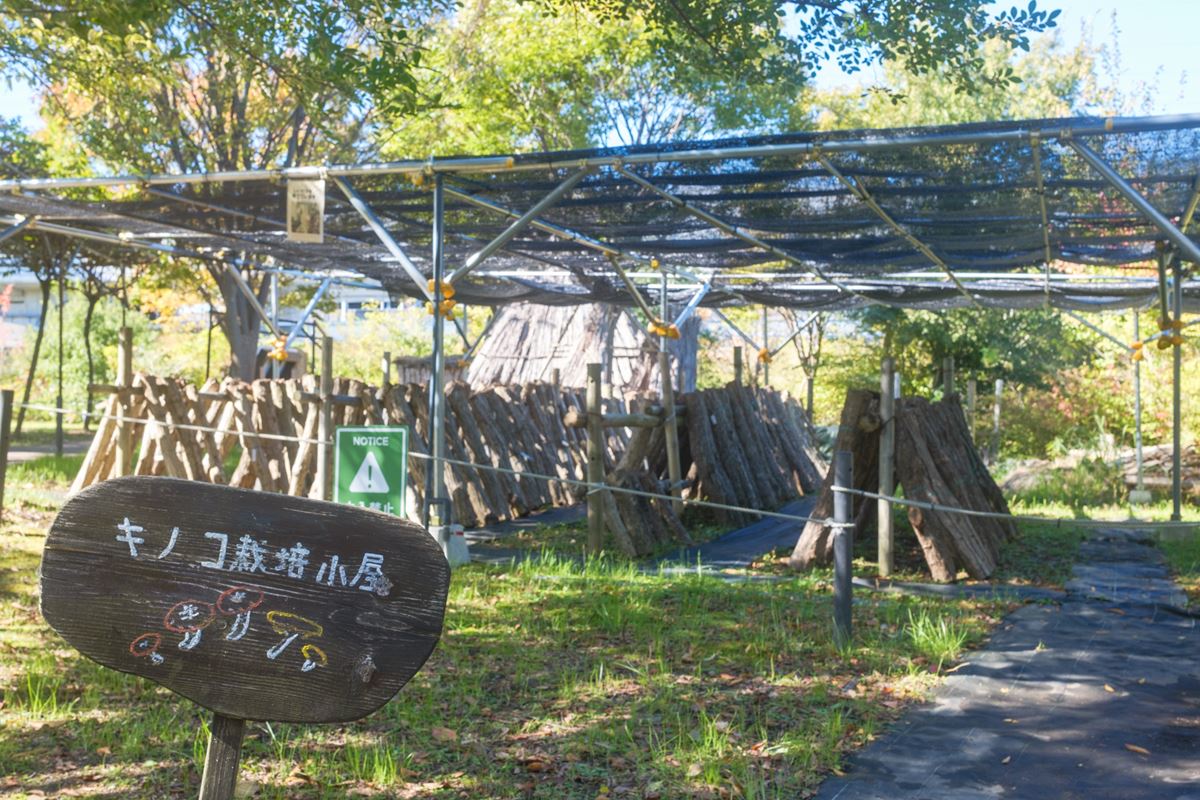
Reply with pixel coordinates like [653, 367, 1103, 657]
[40, 477, 450, 724]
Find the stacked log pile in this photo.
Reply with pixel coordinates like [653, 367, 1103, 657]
[71, 375, 629, 527]
[72, 375, 825, 554]
[682, 384, 825, 527]
[790, 391, 1015, 582]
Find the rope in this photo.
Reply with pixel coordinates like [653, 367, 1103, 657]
[833, 485, 1198, 529]
[18, 401, 1194, 532]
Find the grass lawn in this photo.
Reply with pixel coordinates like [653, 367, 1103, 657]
[0, 457, 1017, 799]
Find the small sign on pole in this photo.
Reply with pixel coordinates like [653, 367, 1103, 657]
[40, 477, 449, 799]
[286, 178, 325, 243]
[335, 426, 409, 517]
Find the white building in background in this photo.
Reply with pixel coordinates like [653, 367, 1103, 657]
[0, 268, 52, 350]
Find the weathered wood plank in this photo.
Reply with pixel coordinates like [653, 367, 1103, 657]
[40, 477, 450, 723]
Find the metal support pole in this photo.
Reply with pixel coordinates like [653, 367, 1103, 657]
[1131, 311, 1149, 504]
[878, 358, 895, 578]
[990, 379, 1004, 464]
[660, 274, 683, 515]
[115, 327, 133, 477]
[832, 450, 853, 648]
[0, 389, 12, 520]
[586, 363, 605, 554]
[428, 174, 452, 551]
[1172, 257, 1184, 521]
[761, 307, 770, 387]
[316, 337, 333, 501]
[270, 272, 280, 379]
[55, 263, 64, 458]
[733, 346, 743, 386]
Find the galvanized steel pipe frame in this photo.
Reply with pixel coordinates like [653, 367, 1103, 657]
[4, 114, 1200, 192]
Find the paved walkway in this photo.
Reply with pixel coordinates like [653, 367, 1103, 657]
[816, 527, 1200, 800]
[6, 440, 90, 463]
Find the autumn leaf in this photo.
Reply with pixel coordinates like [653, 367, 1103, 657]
[431, 726, 458, 743]
[1124, 743, 1150, 756]
[1104, 684, 1115, 693]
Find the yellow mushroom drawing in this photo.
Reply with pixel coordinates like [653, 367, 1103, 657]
[264, 611, 323, 661]
[300, 643, 328, 673]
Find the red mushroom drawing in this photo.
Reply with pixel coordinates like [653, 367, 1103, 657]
[216, 586, 265, 641]
[163, 599, 216, 650]
[264, 610, 324, 661]
[129, 632, 164, 665]
[299, 643, 328, 673]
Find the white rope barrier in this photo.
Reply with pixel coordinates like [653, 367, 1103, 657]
[18, 401, 1195, 532]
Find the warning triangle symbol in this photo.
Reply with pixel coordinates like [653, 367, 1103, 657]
[348, 451, 390, 493]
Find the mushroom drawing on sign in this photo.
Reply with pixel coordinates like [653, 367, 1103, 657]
[129, 632, 164, 665]
[164, 600, 216, 650]
[300, 643, 328, 673]
[265, 610, 323, 661]
[217, 586, 265, 641]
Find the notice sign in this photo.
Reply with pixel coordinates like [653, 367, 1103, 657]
[335, 426, 409, 516]
[287, 178, 325, 243]
[39, 477, 450, 723]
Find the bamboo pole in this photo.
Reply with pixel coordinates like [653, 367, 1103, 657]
[878, 358, 895, 577]
[586, 363, 604, 553]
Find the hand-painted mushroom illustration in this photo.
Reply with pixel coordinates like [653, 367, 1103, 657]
[129, 632, 164, 665]
[299, 643, 328, 673]
[216, 586, 265, 641]
[163, 599, 216, 650]
[264, 610, 323, 661]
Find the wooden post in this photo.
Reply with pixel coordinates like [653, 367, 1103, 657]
[316, 337, 334, 501]
[0, 389, 12, 520]
[877, 358, 895, 578]
[550, 367, 560, 392]
[989, 378, 1003, 464]
[760, 306, 770, 387]
[805, 372, 815, 420]
[586, 363, 604, 554]
[966, 378, 977, 442]
[942, 356, 955, 397]
[198, 713, 246, 800]
[659, 350, 683, 515]
[832, 450, 853, 648]
[381, 351, 391, 388]
[733, 346, 743, 386]
[115, 327, 133, 477]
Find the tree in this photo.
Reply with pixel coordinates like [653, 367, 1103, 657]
[0, 118, 85, 435]
[806, 34, 1103, 394]
[1, 1, 1061, 377]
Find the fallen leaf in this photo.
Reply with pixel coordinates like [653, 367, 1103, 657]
[525, 760, 547, 773]
[1003, 718, 1019, 724]
[1001, 755, 1011, 765]
[1104, 684, 1115, 694]
[687, 763, 703, 778]
[1124, 743, 1150, 756]
[431, 726, 458, 743]
[96, 746, 112, 756]
[1138, 678, 1147, 685]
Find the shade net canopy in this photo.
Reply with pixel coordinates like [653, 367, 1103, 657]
[3, 114, 1200, 312]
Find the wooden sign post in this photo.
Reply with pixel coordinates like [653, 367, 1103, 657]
[40, 477, 451, 798]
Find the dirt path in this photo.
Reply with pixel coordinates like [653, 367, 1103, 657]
[815, 527, 1200, 799]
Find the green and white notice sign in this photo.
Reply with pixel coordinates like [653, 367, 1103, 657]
[335, 426, 409, 516]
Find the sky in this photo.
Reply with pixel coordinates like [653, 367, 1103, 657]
[1, 0, 1198, 129]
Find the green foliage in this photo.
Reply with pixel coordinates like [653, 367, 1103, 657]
[1006, 458, 1126, 509]
[904, 610, 970, 670]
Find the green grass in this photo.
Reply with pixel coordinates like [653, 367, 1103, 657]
[1160, 534, 1200, 606]
[0, 453, 1013, 799]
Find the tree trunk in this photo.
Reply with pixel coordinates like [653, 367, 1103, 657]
[15, 277, 52, 436]
[214, 267, 263, 381]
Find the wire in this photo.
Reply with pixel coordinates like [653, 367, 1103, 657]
[18, 401, 1196, 532]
